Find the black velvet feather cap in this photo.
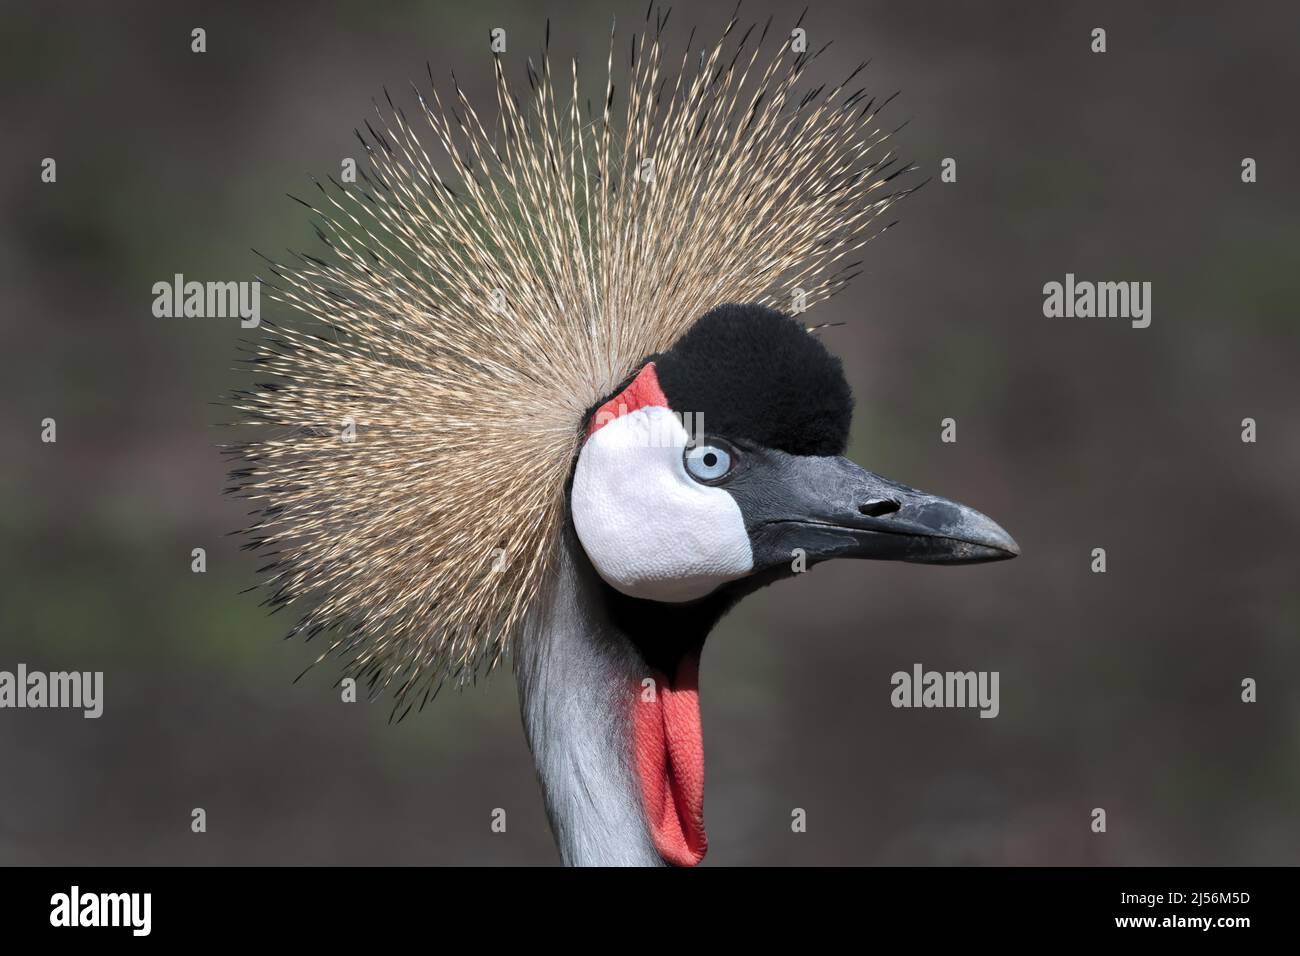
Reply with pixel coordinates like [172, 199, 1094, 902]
[653, 303, 855, 457]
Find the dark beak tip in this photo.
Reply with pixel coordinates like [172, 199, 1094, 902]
[972, 523, 1020, 562]
[991, 530, 1021, 559]
[924, 513, 1019, 565]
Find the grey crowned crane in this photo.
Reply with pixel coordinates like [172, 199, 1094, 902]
[226, 11, 1018, 866]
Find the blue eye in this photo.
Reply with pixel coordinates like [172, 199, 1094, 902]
[684, 443, 734, 483]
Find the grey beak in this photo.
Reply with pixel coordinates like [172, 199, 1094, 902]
[739, 453, 1020, 567]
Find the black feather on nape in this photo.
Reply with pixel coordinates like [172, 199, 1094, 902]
[653, 303, 854, 457]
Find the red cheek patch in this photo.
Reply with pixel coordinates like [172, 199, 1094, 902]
[587, 363, 670, 437]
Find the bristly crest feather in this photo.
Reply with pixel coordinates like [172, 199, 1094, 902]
[224, 7, 914, 709]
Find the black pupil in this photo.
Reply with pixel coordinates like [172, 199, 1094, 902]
[702, 452, 717, 468]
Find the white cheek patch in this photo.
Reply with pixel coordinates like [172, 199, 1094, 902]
[571, 406, 754, 603]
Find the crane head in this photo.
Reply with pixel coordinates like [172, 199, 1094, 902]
[571, 302, 1019, 605]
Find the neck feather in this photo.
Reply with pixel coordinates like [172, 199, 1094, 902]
[515, 525, 665, 866]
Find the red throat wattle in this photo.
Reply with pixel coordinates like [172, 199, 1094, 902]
[631, 655, 707, 866]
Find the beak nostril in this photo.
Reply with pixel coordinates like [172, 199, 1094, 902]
[859, 498, 901, 518]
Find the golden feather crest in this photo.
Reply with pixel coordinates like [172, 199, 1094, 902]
[226, 10, 912, 708]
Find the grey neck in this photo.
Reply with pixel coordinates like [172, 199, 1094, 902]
[515, 524, 665, 867]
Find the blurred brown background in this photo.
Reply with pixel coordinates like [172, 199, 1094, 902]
[1, 1, 1297, 865]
